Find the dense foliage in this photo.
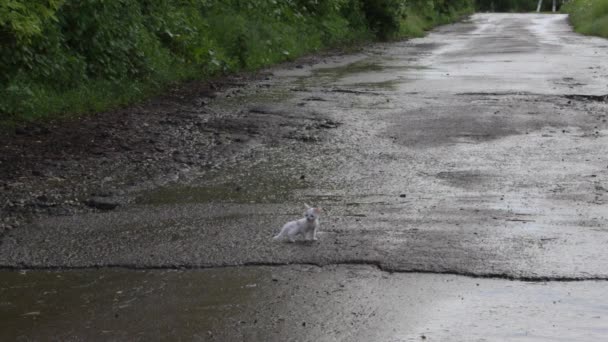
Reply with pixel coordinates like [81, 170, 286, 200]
[474, 0, 565, 12]
[0, 0, 474, 124]
[563, 0, 608, 37]
[475, 0, 536, 11]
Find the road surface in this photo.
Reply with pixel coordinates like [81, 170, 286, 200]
[2, 13, 608, 341]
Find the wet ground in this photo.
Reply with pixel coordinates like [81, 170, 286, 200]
[3, 266, 608, 341]
[2, 13, 608, 340]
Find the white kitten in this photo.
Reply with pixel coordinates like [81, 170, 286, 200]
[273, 204, 322, 242]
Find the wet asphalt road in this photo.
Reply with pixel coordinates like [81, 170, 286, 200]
[2, 13, 608, 341]
[3, 266, 608, 341]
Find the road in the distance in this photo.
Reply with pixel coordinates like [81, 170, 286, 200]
[2, 14, 608, 341]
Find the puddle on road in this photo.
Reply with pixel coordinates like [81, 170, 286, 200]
[312, 59, 428, 77]
[2, 266, 607, 341]
[209, 86, 294, 112]
[135, 149, 314, 205]
[0, 268, 268, 341]
[314, 60, 388, 76]
[136, 181, 305, 205]
[298, 58, 429, 90]
[349, 79, 402, 91]
[136, 177, 308, 206]
[435, 170, 498, 189]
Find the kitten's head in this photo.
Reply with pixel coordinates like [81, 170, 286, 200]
[304, 206, 322, 222]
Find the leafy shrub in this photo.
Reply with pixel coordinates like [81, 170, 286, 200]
[360, 0, 405, 40]
[563, 0, 608, 37]
[59, 1, 149, 80]
[0, 0, 63, 41]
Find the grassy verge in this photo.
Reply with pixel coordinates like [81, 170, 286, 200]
[0, 0, 474, 129]
[562, 0, 608, 37]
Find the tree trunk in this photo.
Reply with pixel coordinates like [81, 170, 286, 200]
[537, 0, 543, 12]
[552, 0, 557, 12]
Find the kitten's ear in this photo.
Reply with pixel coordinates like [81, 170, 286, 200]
[314, 207, 322, 213]
[304, 203, 311, 209]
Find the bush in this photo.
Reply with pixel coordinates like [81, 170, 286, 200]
[360, 0, 405, 40]
[563, 0, 608, 37]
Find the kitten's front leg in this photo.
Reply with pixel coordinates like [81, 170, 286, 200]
[310, 224, 318, 241]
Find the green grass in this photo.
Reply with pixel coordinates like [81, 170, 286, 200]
[19, 80, 157, 122]
[563, 0, 608, 37]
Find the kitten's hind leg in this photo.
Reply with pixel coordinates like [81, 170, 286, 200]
[274, 225, 288, 241]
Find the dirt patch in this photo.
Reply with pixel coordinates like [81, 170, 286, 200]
[0, 66, 340, 233]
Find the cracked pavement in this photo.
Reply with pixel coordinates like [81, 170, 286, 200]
[2, 13, 608, 341]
